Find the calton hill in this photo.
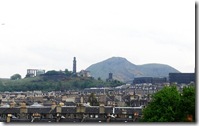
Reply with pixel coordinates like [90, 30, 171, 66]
[0, 69, 124, 92]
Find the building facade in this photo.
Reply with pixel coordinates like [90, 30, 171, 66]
[0, 103, 142, 122]
[26, 69, 45, 77]
[169, 73, 195, 84]
[133, 77, 167, 84]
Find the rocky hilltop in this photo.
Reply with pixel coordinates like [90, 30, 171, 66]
[86, 57, 180, 82]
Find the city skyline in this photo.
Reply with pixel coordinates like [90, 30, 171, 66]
[0, 0, 195, 78]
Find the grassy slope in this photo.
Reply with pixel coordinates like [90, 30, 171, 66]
[0, 75, 123, 92]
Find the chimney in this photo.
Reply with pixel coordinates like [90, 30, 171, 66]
[112, 103, 115, 114]
[56, 102, 63, 113]
[19, 102, 27, 119]
[51, 101, 56, 110]
[99, 103, 105, 114]
[80, 95, 84, 103]
[20, 102, 26, 108]
[10, 102, 16, 108]
[56, 102, 63, 122]
[122, 109, 127, 118]
[6, 114, 12, 123]
[76, 103, 85, 113]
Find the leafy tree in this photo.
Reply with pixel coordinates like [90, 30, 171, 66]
[10, 74, 21, 80]
[88, 93, 99, 106]
[0, 80, 5, 91]
[0, 74, 124, 92]
[25, 73, 33, 78]
[141, 85, 195, 122]
[64, 69, 72, 76]
[45, 70, 64, 76]
[178, 86, 195, 121]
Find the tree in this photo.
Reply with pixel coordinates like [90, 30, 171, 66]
[0, 80, 5, 91]
[10, 74, 21, 80]
[179, 86, 195, 121]
[88, 93, 99, 106]
[141, 85, 195, 122]
[45, 70, 64, 76]
[64, 69, 72, 76]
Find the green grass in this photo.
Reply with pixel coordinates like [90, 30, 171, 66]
[0, 75, 124, 92]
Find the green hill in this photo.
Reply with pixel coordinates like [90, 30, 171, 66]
[86, 57, 180, 82]
[137, 63, 180, 77]
[0, 74, 124, 92]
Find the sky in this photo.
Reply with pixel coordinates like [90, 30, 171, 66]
[0, 0, 196, 78]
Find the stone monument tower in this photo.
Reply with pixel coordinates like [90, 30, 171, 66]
[73, 57, 77, 74]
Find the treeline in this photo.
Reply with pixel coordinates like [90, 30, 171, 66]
[141, 85, 195, 122]
[0, 70, 124, 92]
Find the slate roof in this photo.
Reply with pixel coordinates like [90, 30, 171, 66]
[64, 101, 76, 106]
[0, 106, 142, 115]
[61, 106, 76, 113]
[27, 106, 54, 114]
[104, 106, 112, 113]
[85, 106, 99, 114]
[0, 107, 20, 114]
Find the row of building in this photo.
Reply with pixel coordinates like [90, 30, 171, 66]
[0, 82, 193, 122]
[0, 102, 142, 122]
[132, 73, 195, 84]
[0, 87, 146, 122]
[0, 79, 194, 122]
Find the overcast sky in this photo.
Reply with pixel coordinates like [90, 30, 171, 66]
[0, 0, 195, 78]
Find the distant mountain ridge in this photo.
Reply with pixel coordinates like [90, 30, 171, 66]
[86, 57, 180, 82]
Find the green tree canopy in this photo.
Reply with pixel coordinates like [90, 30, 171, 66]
[10, 74, 21, 80]
[64, 69, 72, 76]
[88, 93, 99, 106]
[179, 86, 195, 121]
[45, 70, 64, 76]
[141, 85, 195, 122]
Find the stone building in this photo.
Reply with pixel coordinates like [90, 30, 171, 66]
[169, 73, 195, 84]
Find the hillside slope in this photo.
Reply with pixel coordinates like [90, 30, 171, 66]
[86, 57, 180, 82]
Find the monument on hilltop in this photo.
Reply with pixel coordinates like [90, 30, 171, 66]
[73, 57, 77, 74]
